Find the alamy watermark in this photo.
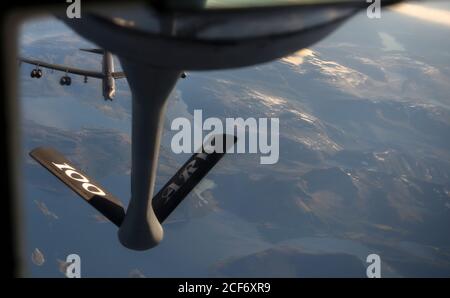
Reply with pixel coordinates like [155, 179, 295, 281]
[57, 253, 380, 277]
[67, 0, 381, 20]
[367, 0, 381, 19]
[65, 254, 81, 278]
[171, 110, 279, 165]
[366, 253, 381, 278]
[66, 0, 81, 19]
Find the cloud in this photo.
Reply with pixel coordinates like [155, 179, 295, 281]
[31, 248, 45, 266]
[281, 49, 315, 66]
[34, 200, 59, 220]
[378, 32, 405, 52]
[390, 3, 450, 27]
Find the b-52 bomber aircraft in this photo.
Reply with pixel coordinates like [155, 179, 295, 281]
[25, 0, 404, 251]
[20, 49, 125, 100]
[20, 49, 187, 101]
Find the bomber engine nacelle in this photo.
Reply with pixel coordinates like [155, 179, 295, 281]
[30, 68, 42, 78]
[59, 75, 72, 86]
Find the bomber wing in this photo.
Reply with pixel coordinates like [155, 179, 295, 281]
[20, 57, 104, 78]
